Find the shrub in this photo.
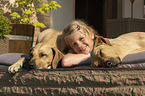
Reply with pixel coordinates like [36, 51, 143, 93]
[9, 0, 61, 28]
[0, 15, 12, 38]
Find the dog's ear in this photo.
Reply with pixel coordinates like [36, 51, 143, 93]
[51, 47, 64, 69]
[94, 36, 112, 46]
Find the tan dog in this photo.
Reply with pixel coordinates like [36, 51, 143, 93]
[8, 29, 67, 74]
[91, 32, 145, 68]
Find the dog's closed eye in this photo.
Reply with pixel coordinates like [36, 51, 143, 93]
[97, 49, 103, 57]
[39, 52, 48, 57]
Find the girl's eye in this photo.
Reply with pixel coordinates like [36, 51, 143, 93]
[80, 37, 84, 41]
[73, 43, 77, 46]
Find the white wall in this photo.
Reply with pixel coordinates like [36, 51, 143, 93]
[122, 0, 144, 19]
[50, 0, 75, 31]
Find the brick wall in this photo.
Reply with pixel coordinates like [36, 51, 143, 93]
[0, 68, 145, 95]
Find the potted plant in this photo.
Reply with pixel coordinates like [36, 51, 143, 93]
[0, 0, 61, 54]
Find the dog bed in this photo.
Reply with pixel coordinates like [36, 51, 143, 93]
[118, 51, 145, 69]
[1, 51, 145, 69]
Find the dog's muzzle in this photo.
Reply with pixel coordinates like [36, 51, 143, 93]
[22, 61, 35, 69]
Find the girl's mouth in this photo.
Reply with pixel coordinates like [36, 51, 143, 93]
[80, 46, 87, 52]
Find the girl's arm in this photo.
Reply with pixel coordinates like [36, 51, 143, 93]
[61, 53, 91, 67]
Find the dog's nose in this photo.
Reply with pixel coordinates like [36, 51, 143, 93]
[29, 62, 35, 69]
[104, 60, 112, 67]
[104, 60, 118, 68]
[22, 61, 35, 70]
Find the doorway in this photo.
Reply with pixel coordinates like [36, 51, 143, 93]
[75, 0, 117, 37]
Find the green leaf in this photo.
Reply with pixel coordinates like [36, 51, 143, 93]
[23, 10, 33, 15]
[0, 10, 4, 14]
[10, 12, 21, 19]
[33, 22, 46, 28]
[21, 17, 30, 24]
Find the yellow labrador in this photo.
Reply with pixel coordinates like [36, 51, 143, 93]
[8, 29, 67, 74]
[91, 32, 145, 68]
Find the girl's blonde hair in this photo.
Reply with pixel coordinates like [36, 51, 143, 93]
[62, 19, 98, 46]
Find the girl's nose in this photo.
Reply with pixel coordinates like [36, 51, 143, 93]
[77, 42, 82, 48]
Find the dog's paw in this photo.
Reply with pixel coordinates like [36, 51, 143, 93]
[8, 64, 22, 74]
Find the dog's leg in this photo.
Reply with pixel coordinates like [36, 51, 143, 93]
[8, 57, 26, 74]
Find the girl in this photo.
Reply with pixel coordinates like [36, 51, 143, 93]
[61, 20, 99, 68]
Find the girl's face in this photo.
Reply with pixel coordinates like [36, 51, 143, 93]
[66, 31, 94, 54]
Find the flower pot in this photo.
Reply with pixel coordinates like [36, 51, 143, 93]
[0, 24, 34, 55]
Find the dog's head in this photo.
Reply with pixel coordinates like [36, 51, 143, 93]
[30, 43, 63, 69]
[91, 36, 121, 68]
